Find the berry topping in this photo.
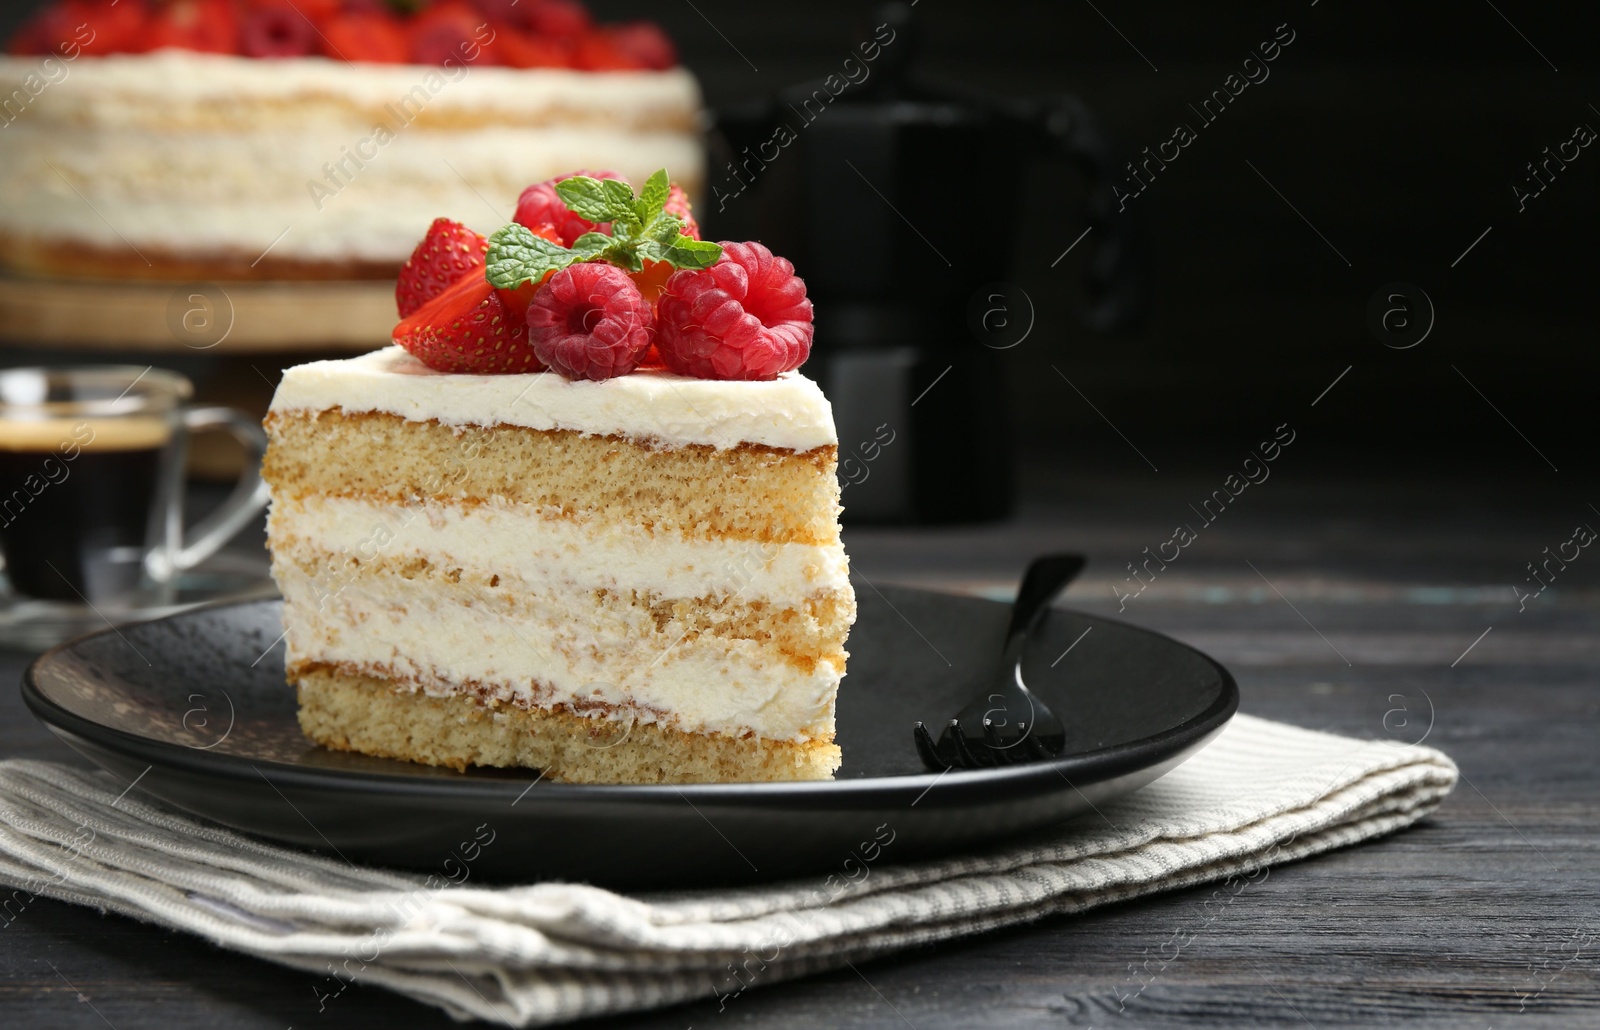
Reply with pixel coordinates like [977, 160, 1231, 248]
[396, 169, 738, 379]
[396, 218, 488, 319]
[394, 274, 543, 375]
[491, 170, 720, 291]
[321, 11, 408, 64]
[655, 242, 814, 381]
[6, 0, 679, 67]
[525, 263, 654, 381]
[240, 2, 318, 58]
[513, 170, 627, 247]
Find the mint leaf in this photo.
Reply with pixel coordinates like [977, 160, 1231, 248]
[555, 176, 631, 223]
[600, 241, 645, 272]
[644, 213, 684, 245]
[569, 232, 612, 259]
[649, 235, 722, 270]
[635, 169, 671, 223]
[608, 216, 640, 246]
[485, 223, 577, 289]
[485, 171, 722, 290]
[602, 178, 638, 226]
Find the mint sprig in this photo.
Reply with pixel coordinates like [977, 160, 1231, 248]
[485, 169, 721, 290]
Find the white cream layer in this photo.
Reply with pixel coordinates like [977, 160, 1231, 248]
[270, 347, 838, 451]
[269, 494, 851, 603]
[275, 564, 839, 742]
[0, 53, 702, 263]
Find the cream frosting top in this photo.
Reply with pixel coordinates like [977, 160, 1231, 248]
[270, 347, 837, 451]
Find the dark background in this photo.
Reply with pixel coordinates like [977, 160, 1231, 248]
[7, 0, 1596, 479]
[605, 1, 1588, 478]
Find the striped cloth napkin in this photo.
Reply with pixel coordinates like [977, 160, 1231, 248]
[0, 714, 1456, 1026]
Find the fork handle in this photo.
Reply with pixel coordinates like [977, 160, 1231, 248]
[997, 554, 1086, 672]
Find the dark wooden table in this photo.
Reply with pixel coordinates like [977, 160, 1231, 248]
[2, 454, 1596, 1029]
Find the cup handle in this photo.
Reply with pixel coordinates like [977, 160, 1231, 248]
[169, 406, 270, 572]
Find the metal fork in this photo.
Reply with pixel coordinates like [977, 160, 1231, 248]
[913, 554, 1086, 771]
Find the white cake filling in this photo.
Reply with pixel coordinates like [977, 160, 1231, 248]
[270, 347, 839, 451]
[275, 561, 840, 741]
[271, 494, 850, 603]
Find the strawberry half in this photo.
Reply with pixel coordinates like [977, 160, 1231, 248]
[393, 275, 545, 375]
[396, 218, 488, 318]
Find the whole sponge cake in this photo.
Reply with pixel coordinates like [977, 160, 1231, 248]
[264, 348, 853, 782]
[0, 4, 700, 280]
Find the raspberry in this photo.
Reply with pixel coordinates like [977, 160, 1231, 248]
[408, 1, 493, 66]
[655, 242, 813, 380]
[526, 263, 654, 381]
[513, 170, 627, 246]
[240, 2, 317, 58]
[664, 183, 700, 239]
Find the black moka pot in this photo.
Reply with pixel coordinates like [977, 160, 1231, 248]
[706, 4, 1142, 524]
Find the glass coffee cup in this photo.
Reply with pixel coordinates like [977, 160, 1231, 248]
[0, 365, 268, 646]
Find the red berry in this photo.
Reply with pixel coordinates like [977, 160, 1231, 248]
[321, 12, 407, 63]
[143, 0, 238, 54]
[512, 169, 627, 246]
[664, 183, 699, 240]
[409, 2, 495, 66]
[394, 274, 543, 375]
[604, 21, 675, 70]
[655, 242, 813, 381]
[241, 2, 318, 58]
[525, 0, 591, 40]
[396, 218, 488, 319]
[526, 263, 654, 381]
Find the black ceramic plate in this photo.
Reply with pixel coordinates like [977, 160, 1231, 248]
[22, 587, 1237, 890]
